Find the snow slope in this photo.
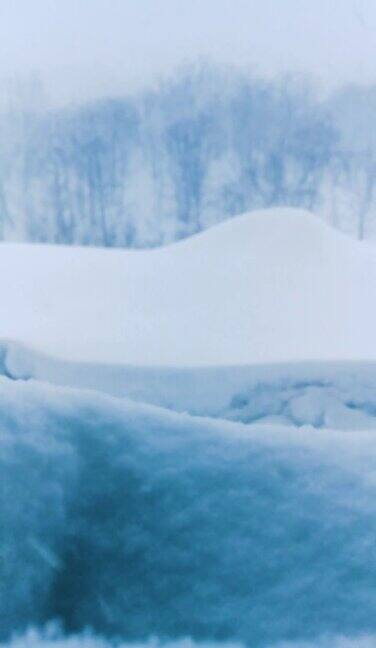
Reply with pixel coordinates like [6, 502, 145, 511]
[3, 377, 376, 647]
[4, 208, 376, 647]
[2, 207, 376, 366]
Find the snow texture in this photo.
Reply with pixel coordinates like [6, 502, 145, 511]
[4, 627, 376, 648]
[3, 378, 376, 645]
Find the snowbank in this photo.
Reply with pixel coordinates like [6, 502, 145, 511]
[3, 377, 376, 646]
[2, 208, 376, 366]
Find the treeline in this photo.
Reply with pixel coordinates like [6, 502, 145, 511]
[0, 66, 376, 247]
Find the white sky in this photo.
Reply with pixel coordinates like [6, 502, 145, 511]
[0, 0, 375, 105]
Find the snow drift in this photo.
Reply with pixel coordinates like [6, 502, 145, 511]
[3, 377, 376, 646]
[2, 207, 376, 366]
[4, 208, 376, 648]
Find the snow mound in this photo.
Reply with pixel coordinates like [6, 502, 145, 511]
[3, 377, 376, 646]
[2, 207, 376, 366]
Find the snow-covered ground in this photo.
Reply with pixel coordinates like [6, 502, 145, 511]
[3, 378, 376, 647]
[4, 208, 376, 647]
[2, 207, 376, 366]
[4, 339, 376, 428]
[3, 208, 376, 429]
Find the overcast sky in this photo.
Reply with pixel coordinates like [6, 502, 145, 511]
[0, 0, 375, 105]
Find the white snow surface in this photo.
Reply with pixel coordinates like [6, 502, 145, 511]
[2, 207, 376, 366]
[3, 628, 376, 648]
[5, 340, 376, 428]
[0, 631, 242, 648]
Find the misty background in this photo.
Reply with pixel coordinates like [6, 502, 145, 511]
[1, 0, 376, 247]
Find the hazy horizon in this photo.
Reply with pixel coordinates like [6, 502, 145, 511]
[1, 0, 376, 106]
